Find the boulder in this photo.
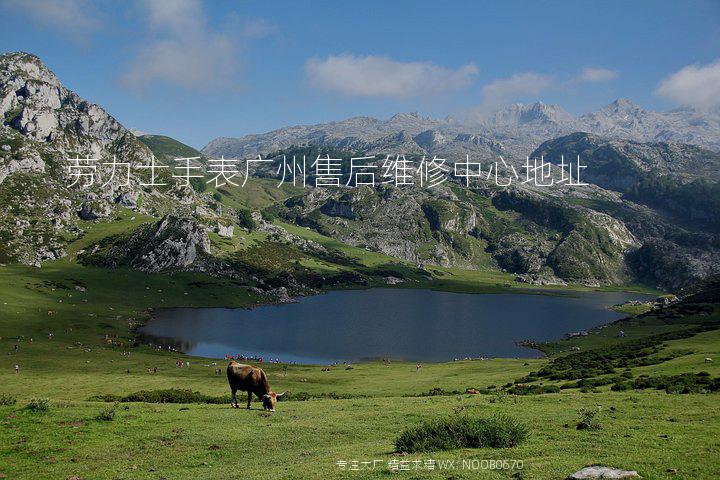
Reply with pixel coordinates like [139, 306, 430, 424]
[568, 466, 640, 479]
[115, 191, 140, 209]
[217, 223, 234, 238]
[78, 202, 111, 220]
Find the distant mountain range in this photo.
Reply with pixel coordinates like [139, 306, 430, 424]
[203, 100, 720, 159]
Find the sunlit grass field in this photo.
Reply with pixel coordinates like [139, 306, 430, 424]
[2, 392, 719, 479]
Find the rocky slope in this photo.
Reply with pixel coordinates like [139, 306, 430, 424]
[0, 52, 231, 266]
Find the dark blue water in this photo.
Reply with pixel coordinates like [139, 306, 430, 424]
[139, 288, 652, 363]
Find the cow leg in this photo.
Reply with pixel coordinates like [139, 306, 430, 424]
[231, 388, 238, 408]
[247, 390, 252, 409]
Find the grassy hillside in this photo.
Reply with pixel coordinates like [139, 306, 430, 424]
[138, 134, 203, 161]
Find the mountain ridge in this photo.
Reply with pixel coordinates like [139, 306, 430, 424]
[203, 99, 720, 158]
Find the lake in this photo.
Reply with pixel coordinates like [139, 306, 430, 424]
[139, 288, 653, 364]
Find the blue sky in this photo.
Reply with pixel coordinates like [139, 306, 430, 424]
[1, 0, 719, 149]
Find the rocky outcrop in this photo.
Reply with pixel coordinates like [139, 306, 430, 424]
[0, 150, 45, 185]
[489, 189, 639, 284]
[320, 198, 355, 220]
[78, 202, 112, 221]
[115, 191, 140, 208]
[80, 215, 211, 273]
[216, 223, 234, 238]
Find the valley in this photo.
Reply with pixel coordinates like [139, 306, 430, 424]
[1, 50, 719, 479]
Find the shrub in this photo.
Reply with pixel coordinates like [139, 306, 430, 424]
[529, 328, 708, 383]
[0, 393, 17, 406]
[96, 403, 118, 421]
[395, 415, 529, 453]
[237, 209, 257, 231]
[190, 177, 206, 193]
[576, 407, 602, 430]
[287, 391, 312, 401]
[632, 373, 720, 394]
[26, 397, 50, 412]
[611, 382, 631, 391]
[506, 384, 560, 395]
[260, 210, 277, 222]
[419, 387, 461, 397]
[284, 391, 364, 401]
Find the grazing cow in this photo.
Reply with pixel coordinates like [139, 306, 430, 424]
[227, 361, 286, 411]
[705, 357, 713, 363]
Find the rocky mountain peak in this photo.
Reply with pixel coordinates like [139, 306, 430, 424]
[597, 98, 646, 118]
[522, 101, 576, 125]
[0, 52, 61, 87]
[486, 102, 577, 128]
[0, 51, 148, 160]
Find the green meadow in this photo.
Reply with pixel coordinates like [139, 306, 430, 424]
[1, 215, 719, 480]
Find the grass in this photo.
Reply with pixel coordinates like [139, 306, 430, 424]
[137, 135, 202, 161]
[211, 177, 303, 211]
[1, 392, 718, 479]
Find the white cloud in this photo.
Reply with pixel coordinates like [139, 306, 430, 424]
[481, 72, 554, 107]
[657, 59, 720, 110]
[0, 0, 103, 40]
[120, 0, 244, 91]
[305, 54, 478, 98]
[577, 67, 619, 83]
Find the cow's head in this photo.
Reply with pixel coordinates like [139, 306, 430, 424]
[262, 391, 286, 411]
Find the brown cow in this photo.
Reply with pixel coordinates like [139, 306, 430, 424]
[226, 361, 286, 411]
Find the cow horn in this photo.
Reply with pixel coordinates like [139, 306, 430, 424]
[262, 394, 270, 399]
